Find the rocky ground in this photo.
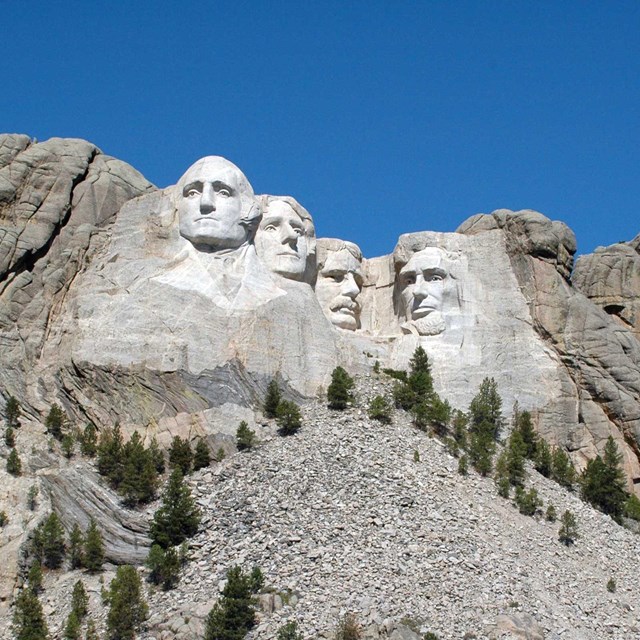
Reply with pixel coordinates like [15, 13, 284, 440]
[2, 374, 640, 639]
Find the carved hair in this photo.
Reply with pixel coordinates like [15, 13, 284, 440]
[316, 238, 363, 270]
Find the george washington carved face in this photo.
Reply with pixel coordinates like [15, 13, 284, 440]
[176, 156, 259, 251]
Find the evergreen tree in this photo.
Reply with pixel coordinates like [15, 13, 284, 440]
[505, 428, 527, 488]
[106, 565, 148, 640]
[193, 439, 212, 470]
[263, 380, 282, 419]
[61, 434, 75, 459]
[28, 560, 43, 594]
[457, 455, 468, 475]
[150, 469, 201, 548]
[467, 426, 495, 476]
[469, 378, 503, 440]
[13, 588, 49, 640]
[7, 447, 22, 476]
[551, 447, 576, 489]
[5, 426, 15, 447]
[120, 431, 157, 506]
[558, 510, 578, 545]
[97, 425, 124, 487]
[368, 396, 392, 424]
[71, 580, 89, 619]
[276, 400, 302, 436]
[80, 424, 98, 457]
[514, 486, 542, 516]
[276, 621, 304, 640]
[214, 447, 226, 463]
[494, 450, 511, 498]
[69, 523, 84, 569]
[236, 421, 256, 450]
[545, 504, 557, 522]
[327, 366, 355, 410]
[63, 611, 81, 640]
[45, 404, 67, 441]
[85, 619, 98, 640]
[147, 437, 166, 474]
[145, 544, 181, 590]
[534, 439, 552, 477]
[35, 513, 66, 569]
[204, 566, 257, 640]
[513, 408, 537, 459]
[452, 410, 468, 450]
[248, 566, 264, 593]
[407, 346, 434, 400]
[27, 485, 39, 511]
[625, 493, 640, 521]
[581, 436, 629, 522]
[168, 436, 193, 475]
[5, 395, 21, 429]
[84, 518, 105, 573]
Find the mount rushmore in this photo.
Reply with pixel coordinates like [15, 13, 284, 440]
[2, 133, 640, 489]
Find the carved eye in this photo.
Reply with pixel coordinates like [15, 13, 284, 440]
[263, 224, 278, 232]
[403, 275, 416, 286]
[217, 188, 231, 198]
[185, 188, 200, 198]
[292, 227, 303, 236]
[331, 274, 344, 283]
[427, 274, 444, 282]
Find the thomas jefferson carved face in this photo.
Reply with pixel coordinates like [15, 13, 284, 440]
[398, 247, 447, 335]
[255, 198, 315, 282]
[315, 242, 363, 331]
[177, 157, 258, 251]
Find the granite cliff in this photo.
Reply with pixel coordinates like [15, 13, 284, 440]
[1, 135, 640, 638]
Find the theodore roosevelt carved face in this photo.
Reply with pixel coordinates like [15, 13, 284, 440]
[315, 239, 363, 331]
[176, 156, 260, 251]
[398, 247, 448, 336]
[255, 196, 316, 283]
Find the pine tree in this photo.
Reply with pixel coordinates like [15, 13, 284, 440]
[120, 431, 157, 506]
[28, 485, 39, 511]
[204, 566, 256, 640]
[71, 580, 89, 619]
[513, 408, 537, 459]
[62, 434, 75, 459]
[106, 565, 148, 640]
[193, 439, 212, 470]
[85, 619, 98, 640]
[7, 447, 22, 476]
[452, 410, 468, 450]
[514, 486, 542, 516]
[69, 523, 84, 569]
[276, 400, 302, 436]
[80, 424, 98, 457]
[13, 588, 49, 640]
[5, 395, 21, 429]
[558, 510, 578, 545]
[168, 436, 193, 475]
[551, 447, 576, 489]
[407, 346, 434, 401]
[467, 426, 495, 476]
[505, 428, 527, 488]
[276, 621, 304, 640]
[150, 469, 201, 548]
[148, 436, 165, 474]
[469, 378, 503, 440]
[64, 611, 81, 640]
[534, 439, 552, 477]
[494, 450, 511, 498]
[28, 560, 44, 593]
[45, 403, 67, 441]
[581, 436, 629, 522]
[145, 544, 181, 590]
[264, 380, 282, 419]
[97, 425, 124, 487]
[84, 518, 105, 573]
[236, 421, 256, 450]
[368, 396, 392, 424]
[5, 426, 15, 447]
[35, 513, 66, 569]
[327, 366, 355, 410]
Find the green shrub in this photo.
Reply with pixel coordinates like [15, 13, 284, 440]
[27, 485, 39, 511]
[5, 395, 21, 429]
[145, 544, 181, 590]
[193, 439, 212, 470]
[276, 400, 302, 436]
[607, 577, 616, 593]
[624, 493, 640, 521]
[7, 448, 22, 476]
[13, 588, 48, 640]
[236, 421, 256, 450]
[106, 566, 148, 640]
[168, 436, 193, 475]
[368, 395, 392, 424]
[335, 613, 361, 640]
[71, 579, 89, 619]
[80, 423, 98, 457]
[514, 487, 542, 516]
[545, 505, 557, 522]
[264, 380, 282, 419]
[327, 366, 355, 410]
[45, 403, 67, 441]
[84, 518, 105, 573]
[558, 510, 578, 545]
[5, 426, 15, 447]
[276, 620, 304, 640]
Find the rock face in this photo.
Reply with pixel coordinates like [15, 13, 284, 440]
[3, 136, 640, 602]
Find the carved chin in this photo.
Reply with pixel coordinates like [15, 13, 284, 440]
[330, 309, 358, 331]
[402, 312, 445, 336]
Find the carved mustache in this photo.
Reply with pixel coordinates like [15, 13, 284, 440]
[330, 297, 360, 313]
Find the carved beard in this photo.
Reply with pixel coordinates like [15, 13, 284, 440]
[401, 311, 445, 336]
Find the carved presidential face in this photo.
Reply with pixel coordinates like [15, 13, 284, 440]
[177, 157, 256, 251]
[255, 199, 310, 281]
[316, 248, 363, 330]
[398, 247, 447, 335]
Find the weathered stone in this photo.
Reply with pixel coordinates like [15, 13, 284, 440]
[488, 613, 545, 639]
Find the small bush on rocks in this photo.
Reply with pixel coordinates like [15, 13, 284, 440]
[607, 577, 616, 593]
[276, 400, 302, 436]
[558, 510, 579, 545]
[327, 366, 355, 410]
[236, 421, 256, 450]
[368, 395, 392, 424]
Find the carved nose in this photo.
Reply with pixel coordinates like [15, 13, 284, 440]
[281, 224, 299, 245]
[413, 277, 429, 300]
[200, 185, 215, 214]
[341, 273, 359, 298]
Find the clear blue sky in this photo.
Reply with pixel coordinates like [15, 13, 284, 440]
[3, 1, 639, 258]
